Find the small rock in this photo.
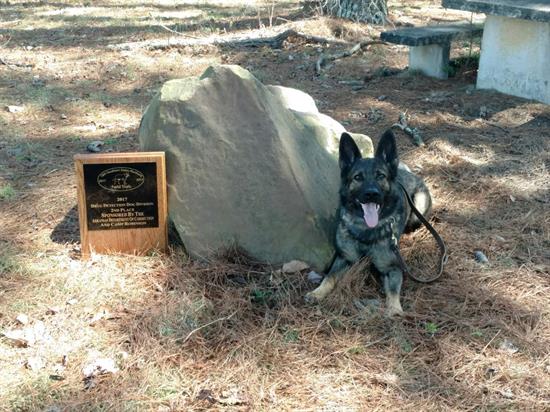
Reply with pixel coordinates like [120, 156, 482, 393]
[6, 105, 24, 113]
[282, 260, 309, 273]
[474, 251, 489, 264]
[307, 270, 323, 284]
[479, 105, 489, 119]
[499, 338, 519, 354]
[60, 114, 67, 119]
[86, 141, 104, 153]
[25, 356, 45, 371]
[16, 313, 29, 325]
[288, 54, 294, 61]
[377, 95, 387, 101]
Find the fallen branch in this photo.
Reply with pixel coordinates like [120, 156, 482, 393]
[391, 112, 424, 146]
[148, 12, 201, 39]
[0, 57, 34, 69]
[181, 311, 237, 344]
[108, 28, 350, 52]
[315, 39, 386, 75]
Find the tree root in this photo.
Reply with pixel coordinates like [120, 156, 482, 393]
[392, 112, 424, 146]
[108, 28, 351, 52]
[315, 40, 386, 75]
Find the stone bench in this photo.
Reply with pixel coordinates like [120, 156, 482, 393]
[442, 0, 550, 104]
[380, 24, 483, 79]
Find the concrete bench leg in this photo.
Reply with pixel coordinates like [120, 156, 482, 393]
[477, 15, 550, 104]
[409, 43, 450, 79]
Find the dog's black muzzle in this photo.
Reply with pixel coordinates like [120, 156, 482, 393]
[358, 187, 383, 205]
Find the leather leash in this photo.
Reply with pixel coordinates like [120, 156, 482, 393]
[389, 183, 448, 283]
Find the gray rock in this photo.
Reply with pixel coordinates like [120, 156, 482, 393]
[139, 65, 373, 270]
[307, 270, 323, 284]
[474, 250, 489, 264]
[86, 141, 104, 153]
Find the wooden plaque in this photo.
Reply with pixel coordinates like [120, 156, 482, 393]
[74, 152, 167, 257]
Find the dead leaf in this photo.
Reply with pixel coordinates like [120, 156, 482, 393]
[16, 313, 29, 325]
[89, 309, 110, 326]
[2, 329, 34, 347]
[46, 306, 61, 315]
[499, 339, 519, 354]
[6, 105, 24, 113]
[219, 388, 247, 405]
[25, 356, 45, 371]
[282, 260, 309, 273]
[196, 389, 216, 403]
[82, 357, 119, 378]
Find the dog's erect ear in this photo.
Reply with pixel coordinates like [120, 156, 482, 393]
[375, 129, 399, 178]
[339, 132, 361, 174]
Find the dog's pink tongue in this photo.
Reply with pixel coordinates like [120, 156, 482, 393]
[361, 203, 379, 228]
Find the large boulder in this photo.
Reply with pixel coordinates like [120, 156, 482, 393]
[138, 65, 373, 270]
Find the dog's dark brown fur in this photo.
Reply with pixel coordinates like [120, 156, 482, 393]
[306, 130, 432, 316]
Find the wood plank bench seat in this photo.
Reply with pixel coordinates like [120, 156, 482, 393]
[380, 24, 483, 79]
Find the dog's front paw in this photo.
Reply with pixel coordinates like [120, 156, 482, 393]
[304, 291, 320, 304]
[385, 305, 404, 318]
[385, 294, 404, 318]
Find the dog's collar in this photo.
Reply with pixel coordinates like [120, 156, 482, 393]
[343, 214, 400, 244]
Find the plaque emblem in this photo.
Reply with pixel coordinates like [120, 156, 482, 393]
[97, 167, 145, 192]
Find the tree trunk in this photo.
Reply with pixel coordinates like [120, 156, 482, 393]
[322, 0, 388, 24]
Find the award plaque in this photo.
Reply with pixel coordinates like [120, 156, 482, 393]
[74, 152, 167, 257]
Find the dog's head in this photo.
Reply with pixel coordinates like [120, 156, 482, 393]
[339, 130, 399, 228]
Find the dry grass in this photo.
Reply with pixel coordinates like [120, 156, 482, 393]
[1, 0, 549, 411]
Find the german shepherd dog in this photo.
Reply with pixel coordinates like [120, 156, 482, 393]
[305, 130, 432, 316]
